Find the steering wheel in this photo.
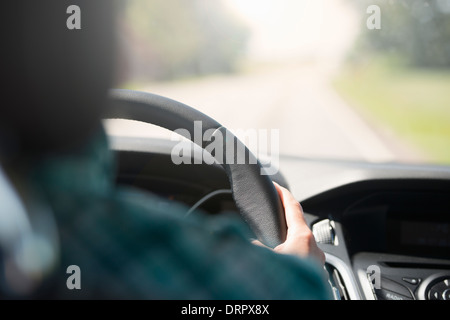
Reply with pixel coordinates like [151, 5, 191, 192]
[106, 89, 286, 248]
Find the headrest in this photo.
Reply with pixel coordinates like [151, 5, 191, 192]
[0, 1, 117, 159]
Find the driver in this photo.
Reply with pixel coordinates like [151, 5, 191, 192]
[0, 1, 331, 299]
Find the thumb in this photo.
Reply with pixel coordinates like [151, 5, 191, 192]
[251, 239, 271, 250]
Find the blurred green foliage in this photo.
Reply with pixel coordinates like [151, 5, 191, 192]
[336, 1, 450, 164]
[335, 58, 450, 164]
[352, 0, 450, 68]
[121, 0, 249, 81]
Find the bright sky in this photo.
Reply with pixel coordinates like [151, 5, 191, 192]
[224, 0, 359, 67]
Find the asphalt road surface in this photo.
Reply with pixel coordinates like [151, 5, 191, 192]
[105, 63, 421, 163]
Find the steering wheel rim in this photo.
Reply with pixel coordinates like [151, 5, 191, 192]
[106, 89, 286, 248]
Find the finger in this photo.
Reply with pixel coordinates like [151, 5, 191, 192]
[273, 182, 307, 234]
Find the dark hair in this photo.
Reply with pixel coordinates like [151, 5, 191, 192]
[0, 1, 117, 159]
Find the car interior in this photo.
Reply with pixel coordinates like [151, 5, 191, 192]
[1, 0, 450, 301]
[107, 92, 450, 300]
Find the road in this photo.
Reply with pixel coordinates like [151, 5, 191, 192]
[106, 62, 420, 163]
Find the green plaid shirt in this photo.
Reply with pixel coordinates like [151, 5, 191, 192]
[30, 128, 332, 299]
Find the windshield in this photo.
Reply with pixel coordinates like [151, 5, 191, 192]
[105, 0, 450, 166]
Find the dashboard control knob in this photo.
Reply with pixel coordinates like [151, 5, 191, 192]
[443, 289, 450, 300]
[312, 219, 337, 245]
[427, 278, 450, 300]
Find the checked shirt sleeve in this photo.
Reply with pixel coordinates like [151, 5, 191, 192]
[29, 128, 332, 299]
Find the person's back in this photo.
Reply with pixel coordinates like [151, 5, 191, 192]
[0, 1, 331, 299]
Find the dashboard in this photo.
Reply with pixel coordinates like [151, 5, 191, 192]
[112, 136, 450, 300]
[301, 179, 450, 300]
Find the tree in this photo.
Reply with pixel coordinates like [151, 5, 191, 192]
[353, 0, 450, 68]
[121, 0, 249, 81]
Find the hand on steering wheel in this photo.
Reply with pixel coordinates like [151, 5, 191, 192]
[253, 183, 326, 265]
